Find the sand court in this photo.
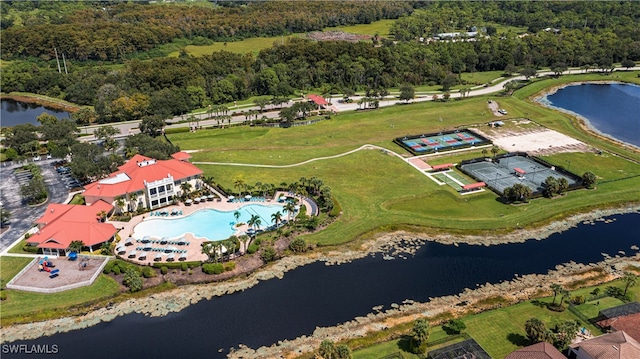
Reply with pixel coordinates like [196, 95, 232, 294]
[474, 121, 594, 155]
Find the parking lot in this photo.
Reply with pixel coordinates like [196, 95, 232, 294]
[0, 159, 78, 252]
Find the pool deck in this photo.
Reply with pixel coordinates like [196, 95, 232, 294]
[110, 191, 309, 264]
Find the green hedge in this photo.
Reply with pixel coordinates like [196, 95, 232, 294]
[152, 261, 201, 269]
[223, 261, 236, 271]
[247, 243, 259, 254]
[164, 127, 190, 134]
[328, 196, 341, 217]
[202, 263, 224, 274]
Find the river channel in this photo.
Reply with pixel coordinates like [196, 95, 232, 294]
[6, 213, 640, 359]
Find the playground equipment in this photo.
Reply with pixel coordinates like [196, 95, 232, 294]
[38, 257, 60, 278]
[38, 257, 55, 272]
[78, 256, 89, 271]
[68, 251, 78, 261]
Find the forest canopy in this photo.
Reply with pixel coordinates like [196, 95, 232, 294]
[1, 1, 639, 124]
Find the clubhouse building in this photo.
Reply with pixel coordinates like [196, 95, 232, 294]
[27, 152, 202, 256]
[27, 200, 117, 256]
[83, 152, 203, 212]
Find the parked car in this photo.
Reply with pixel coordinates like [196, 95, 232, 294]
[498, 109, 508, 115]
[33, 156, 41, 161]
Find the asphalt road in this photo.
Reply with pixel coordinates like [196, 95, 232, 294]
[0, 159, 73, 252]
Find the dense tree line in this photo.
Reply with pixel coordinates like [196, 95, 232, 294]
[391, 1, 640, 40]
[1, 1, 639, 125]
[0, 1, 413, 62]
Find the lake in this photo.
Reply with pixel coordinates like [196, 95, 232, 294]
[6, 213, 639, 359]
[1, 99, 70, 127]
[543, 83, 640, 148]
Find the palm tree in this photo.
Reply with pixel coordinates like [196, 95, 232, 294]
[283, 202, 296, 222]
[271, 211, 282, 227]
[96, 210, 108, 222]
[180, 182, 192, 198]
[550, 283, 563, 305]
[481, 148, 488, 158]
[129, 192, 138, 213]
[622, 272, 638, 297]
[234, 178, 245, 196]
[115, 196, 126, 215]
[247, 214, 261, 231]
[233, 210, 241, 223]
[491, 145, 500, 158]
[239, 235, 251, 253]
[68, 240, 84, 254]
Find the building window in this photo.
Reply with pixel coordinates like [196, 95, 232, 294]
[166, 184, 172, 191]
[150, 188, 157, 196]
[158, 185, 166, 194]
[159, 197, 167, 204]
[151, 200, 158, 207]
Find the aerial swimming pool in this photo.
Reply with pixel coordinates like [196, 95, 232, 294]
[133, 204, 285, 241]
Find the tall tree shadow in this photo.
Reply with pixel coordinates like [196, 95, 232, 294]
[507, 333, 529, 346]
[397, 335, 413, 353]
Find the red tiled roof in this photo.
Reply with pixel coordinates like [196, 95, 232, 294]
[28, 201, 117, 250]
[84, 154, 203, 198]
[308, 94, 328, 106]
[570, 331, 640, 359]
[37, 203, 74, 225]
[432, 163, 454, 170]
[463, 182, 486, 190]
[171, 151, 192, 161]
[597, 312, 640, 343]
[505, 342, 565, 359]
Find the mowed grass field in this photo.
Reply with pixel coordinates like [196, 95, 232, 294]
[169, 19, 393, 57]
[170, 73, 640, 245]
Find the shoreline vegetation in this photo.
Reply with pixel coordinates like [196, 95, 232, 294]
[1, 205, 638, 347]
[0, 93, 80, 113]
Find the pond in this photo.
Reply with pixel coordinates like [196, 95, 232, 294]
[542, 83, 640, 148]
[1, 99, 70, 127]
[7, 213, 640, 359]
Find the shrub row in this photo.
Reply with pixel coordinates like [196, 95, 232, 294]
[328, 196, 341, 217]
[201, 261, 237, 274]
[152, 261, 201, 270]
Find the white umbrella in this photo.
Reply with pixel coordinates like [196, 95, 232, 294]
[185, 199, 193, 204]
[245, 195, 252, 200]
[228, 196, 235, 200]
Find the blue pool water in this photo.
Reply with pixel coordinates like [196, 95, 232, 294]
[133, 204, 286, 240]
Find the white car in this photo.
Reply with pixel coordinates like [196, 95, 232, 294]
[46, 154, 52, 159]
[498, 109, 508, 115]
[33, 156, 41, 161]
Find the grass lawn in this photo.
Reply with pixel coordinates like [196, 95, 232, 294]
[1, 256, 33, 286]
[0, 275, 121, 324]
[7, 239, 35, 255]
[169, 19, 396, 57]
[574, 296, 625, 319]
[325, 19, 395, 37]
[169, 73, 640, 245]
[168, 35, 301, 57]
